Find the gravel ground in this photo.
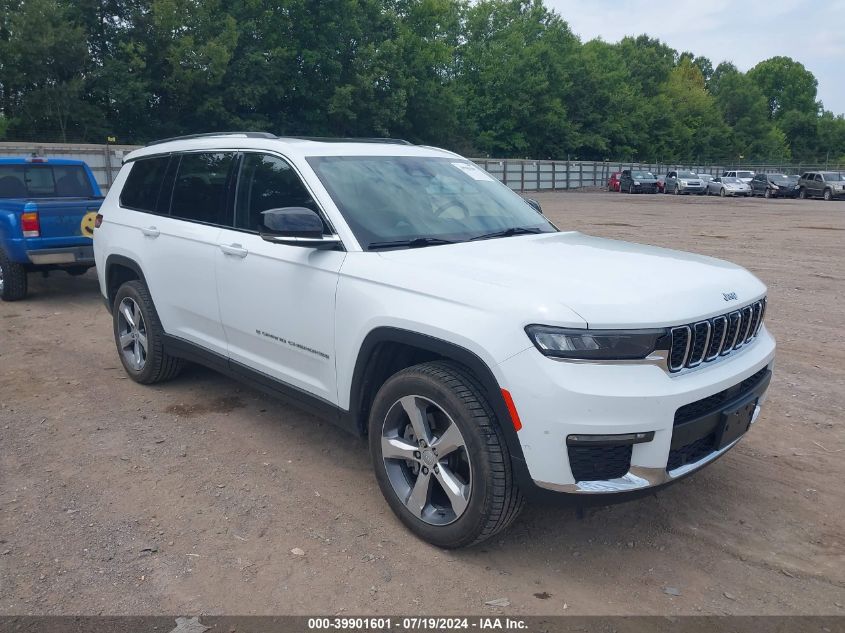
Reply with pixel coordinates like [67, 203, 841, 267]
[1, 191, 843, 616]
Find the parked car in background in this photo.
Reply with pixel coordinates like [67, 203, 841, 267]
[0, 157, 103, 300]
[750, 173, 800, 198]
[722, 170, 755, 184]
[607, 171, 622, 192]
[707, 176, 752, 197]
[655, 174, 666, 193]
[698, 174, 715, 189]
[619, 169, 658, 193]
[797, 171, 845, 200]
[665, 170, 705, 195]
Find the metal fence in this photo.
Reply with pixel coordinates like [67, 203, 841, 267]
[2, 140, 842, 194]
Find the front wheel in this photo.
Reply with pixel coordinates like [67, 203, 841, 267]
[369, 361, 524, 548]
[720, 188, 726, 197]
[824, 188, 833, 201]
[0, 250, 28, 301]
[798, 188, 807, 199]
[764, 188, 771, 199]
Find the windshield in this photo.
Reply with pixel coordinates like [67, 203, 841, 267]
[821, 172, 845, 181]
[736, 171, 754, 178]
[631, 171, 654, 179]
[722, 177, 741, 184]
[307, 156, 556, 249]
[770, 175, 791, 184]
[678, 171, 697, 178]
[0, 164, 93, 198]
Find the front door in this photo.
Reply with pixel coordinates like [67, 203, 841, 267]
[215, 152, 346, 404]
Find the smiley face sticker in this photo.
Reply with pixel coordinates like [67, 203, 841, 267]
[80, 211, 98, 238]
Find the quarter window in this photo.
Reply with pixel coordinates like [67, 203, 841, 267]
[169, 153, 236, 225]
[120, 157, 171, 212]
[234, 153, 319, 232]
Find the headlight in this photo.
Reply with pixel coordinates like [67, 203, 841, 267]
[771, 184, 779, 189]
[525, 325, 668, 360]
[634, 180, 641, 185]
[680, 180, 688, 185]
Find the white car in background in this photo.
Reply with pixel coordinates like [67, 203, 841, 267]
[708, 176, 752, 197]
[722, 170, 755, 184]
[93, 132, 776, 548]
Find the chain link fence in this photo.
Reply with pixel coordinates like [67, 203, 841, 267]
[2, 141, 842, 194]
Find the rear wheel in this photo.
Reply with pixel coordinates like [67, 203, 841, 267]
[113, 280, 184, 384]
[369, 361, 523, 548]
[0, 250, 28, 301]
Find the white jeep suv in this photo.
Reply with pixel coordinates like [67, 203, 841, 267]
[94, 133, 776, 548]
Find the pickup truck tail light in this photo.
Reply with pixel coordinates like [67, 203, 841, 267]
[21, 203, 40, 238]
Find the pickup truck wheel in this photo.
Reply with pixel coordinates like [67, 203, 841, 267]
[369, 361, 523, 548]
[113, 280, 183, 384]
[0, 250, 28, 301]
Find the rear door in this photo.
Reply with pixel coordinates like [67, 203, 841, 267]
[126, 152, 234, 356]
[214, 151, 345, 404]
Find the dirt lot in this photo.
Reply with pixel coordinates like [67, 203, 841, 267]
[1, 192, 843, 616]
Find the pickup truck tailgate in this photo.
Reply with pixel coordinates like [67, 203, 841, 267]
[33, 198, 103, 241]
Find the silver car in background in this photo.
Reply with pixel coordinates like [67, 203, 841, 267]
[707, 176, 752, 197]
[665, 170, 706, 194]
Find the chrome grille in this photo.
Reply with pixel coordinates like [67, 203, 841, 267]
[668, 298, 767, 372]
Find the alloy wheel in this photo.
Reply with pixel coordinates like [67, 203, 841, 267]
[117, 297, 148, 371]
[381, 395, 472, 526]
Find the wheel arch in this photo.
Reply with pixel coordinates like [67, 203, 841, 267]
[104, 254, 148, 313]
[346, 327, 531, 485]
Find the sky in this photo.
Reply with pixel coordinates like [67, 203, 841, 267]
[546, 0, 845, 116]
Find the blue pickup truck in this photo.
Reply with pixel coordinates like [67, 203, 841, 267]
[0, 157, 104, 300]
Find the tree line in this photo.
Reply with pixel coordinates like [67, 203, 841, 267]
[1, 0, 844, 164]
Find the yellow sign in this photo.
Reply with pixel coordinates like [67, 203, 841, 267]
[80, 211, 98, 238]
[106, 135, 117, 143]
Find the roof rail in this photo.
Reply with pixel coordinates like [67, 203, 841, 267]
[286, 136, 413, 145]
[146, 131, 278, 147]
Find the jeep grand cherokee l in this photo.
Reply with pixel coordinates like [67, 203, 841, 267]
[93, 133, 776, 548]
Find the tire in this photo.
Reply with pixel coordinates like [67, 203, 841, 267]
[112, 280, 184, 384]
[764, 188, 771, 199]
[0, 250, 28, 301]
[824, 188, 832, 201]
[66, 265, 91, 277]
[673, 185, 680, 195]
[798, 188, 806, 199]
[628, 184, 634, 194]
[720, 188, 726, 197]
[369, 361, 524, 548]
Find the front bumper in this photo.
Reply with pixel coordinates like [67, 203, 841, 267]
[679, 185, 706, 194]
[498, 326, 776, 493]
[26, 245, 94, 266]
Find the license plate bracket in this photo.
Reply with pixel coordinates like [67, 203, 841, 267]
[716, 396, 757, 450]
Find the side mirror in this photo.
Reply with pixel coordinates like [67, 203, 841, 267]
[259, 207, 341, 250]
[525, 198, 543, 214]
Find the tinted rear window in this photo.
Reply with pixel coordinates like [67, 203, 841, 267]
[120, 157, 171, 211]
[169, 153, 235, 225]
[0, 164, 93, 198]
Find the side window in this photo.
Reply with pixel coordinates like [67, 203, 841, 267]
[815, 174, 823, 182]
[234, 153, 320, 232]
[169, 152, 236, 225]
[120, 156, 171, 212]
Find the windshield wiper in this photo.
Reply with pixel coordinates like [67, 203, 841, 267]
[368, 237, 458, 250]
[470, 226, 545, 241]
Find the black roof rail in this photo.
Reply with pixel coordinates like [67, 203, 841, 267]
[286, 136, 413, 145]
[146, 131, 278, 147]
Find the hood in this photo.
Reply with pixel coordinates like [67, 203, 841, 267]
[375, 232, 766, 329]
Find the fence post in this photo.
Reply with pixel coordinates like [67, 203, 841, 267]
[579, 162, 583, 189]
[552, 161, 557, 191]
[103, 145, 113, 188]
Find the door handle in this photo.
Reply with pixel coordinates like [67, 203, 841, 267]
[219, 243, 248, 258]
[141, 226, 160, 238]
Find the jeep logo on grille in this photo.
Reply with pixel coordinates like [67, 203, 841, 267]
[722, 292, 738, 301]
